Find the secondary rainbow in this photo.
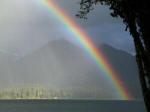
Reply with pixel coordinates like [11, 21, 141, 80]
[40, 0, 133, 100]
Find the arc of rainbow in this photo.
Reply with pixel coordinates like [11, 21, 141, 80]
[40, 0, 133, 100]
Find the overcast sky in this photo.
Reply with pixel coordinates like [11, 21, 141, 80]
[0, 0, 135, 57]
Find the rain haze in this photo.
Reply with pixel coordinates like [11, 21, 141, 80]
[0, 0, 141, 100]
[0, 0, 135, 56]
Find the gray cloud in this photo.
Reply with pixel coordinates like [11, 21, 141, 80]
[54, 0, 135, 53]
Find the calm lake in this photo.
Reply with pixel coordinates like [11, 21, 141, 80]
[0, 100, 146, 112]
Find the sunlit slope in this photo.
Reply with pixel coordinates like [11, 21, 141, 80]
[0, 87, 113, 99]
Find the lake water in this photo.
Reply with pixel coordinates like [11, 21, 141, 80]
[0, 100, 146, 112]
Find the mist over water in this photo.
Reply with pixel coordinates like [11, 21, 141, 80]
[0, 39, 112, 98]
[0, 0, 140, 99]
[0, 38, 142, 99]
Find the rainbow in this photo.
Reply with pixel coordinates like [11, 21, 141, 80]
[40, 0, 133, 100]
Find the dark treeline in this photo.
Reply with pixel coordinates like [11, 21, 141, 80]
[76, 0, 150, 111]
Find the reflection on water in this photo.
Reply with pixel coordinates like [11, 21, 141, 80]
[0, 100, 146, 112]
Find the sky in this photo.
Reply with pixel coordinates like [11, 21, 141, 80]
[0, 0, 135, 57]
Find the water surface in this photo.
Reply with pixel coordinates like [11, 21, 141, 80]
[0, 100, 146, 112]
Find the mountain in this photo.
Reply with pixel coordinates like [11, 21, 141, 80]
[0, 39, 142, 99]
[12, 39, 106, 88]
[99, 44, 142, 98]
[0, 53, 16, 86]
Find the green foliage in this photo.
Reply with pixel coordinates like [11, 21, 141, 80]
[0, 87, 114, 99]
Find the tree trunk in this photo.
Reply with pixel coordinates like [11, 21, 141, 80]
[129, 21, 150, 112]
[134, 41, 150, 112]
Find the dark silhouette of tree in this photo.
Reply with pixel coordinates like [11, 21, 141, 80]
[76, 0, 150, 111]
